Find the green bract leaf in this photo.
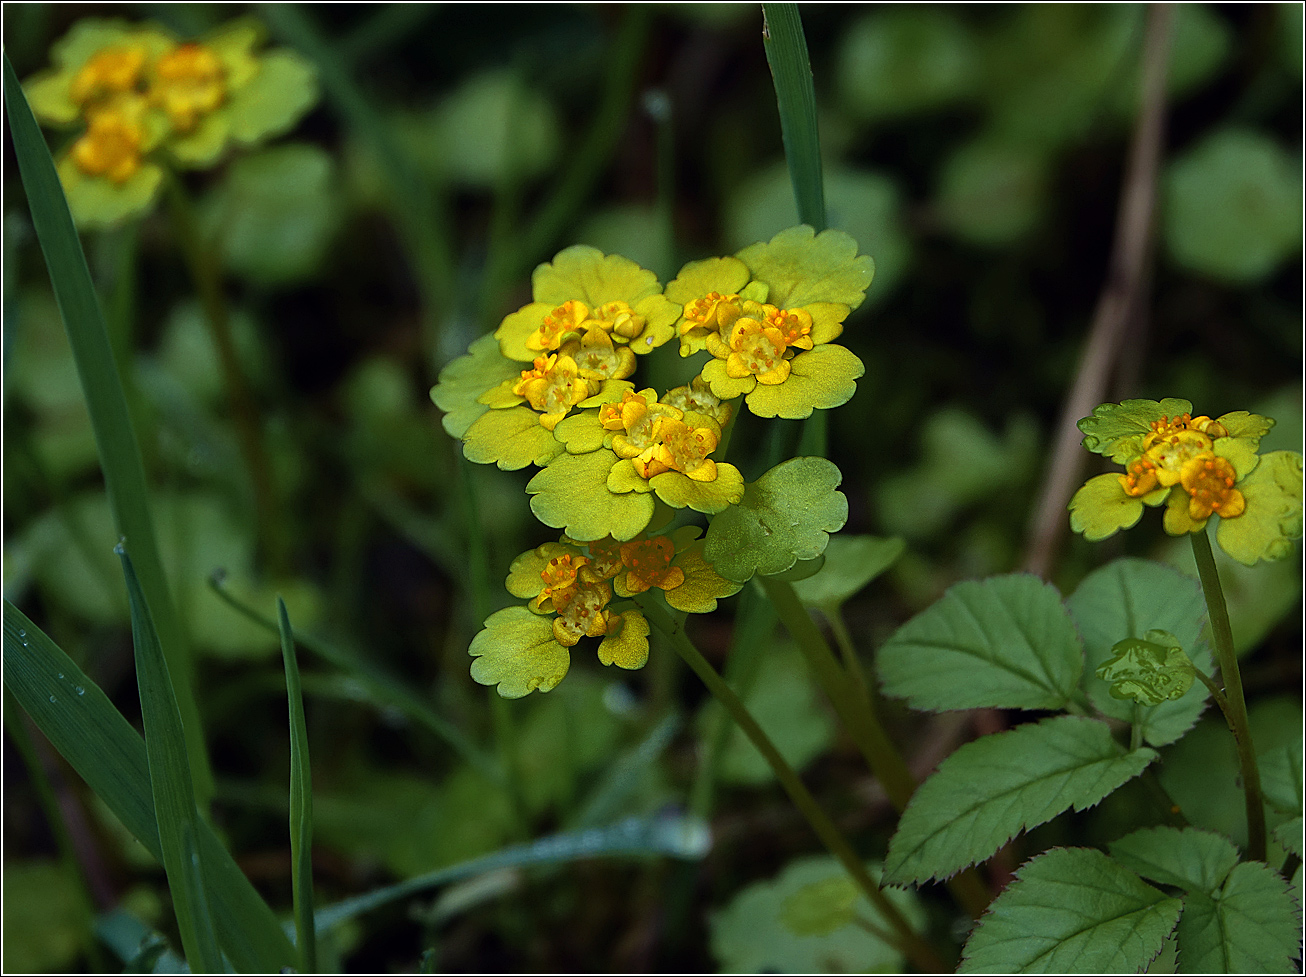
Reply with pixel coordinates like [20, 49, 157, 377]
[431, 335, 524, 439]
[959, 848, 1182, 974]
[742, 343, 865, 420]
[709, 856, 920, 974]
[597, 609, 649, 669]
[649, 465, 745, 514]
[532, 245, 662, 308]
[226, 50, 319, 146]
[1066, 558, 1211, 747]
[56, 157, 164, 229]
[462, 406, 564, 470]
[1176, 861, 1301, 973]
[1216, 450, 1304, 566]
[1078, 398, 1195, 463]
[791, 534, 904, 608]
[527, 451, 655, 542]
[1096, 631, 1195, 707]
[877, 574, 1083, 712]
[664, 543, 743, 614]
[1069, 473, 1154, 542]
[885, 716, 1156, 885]
[469, 607, 568, 698]
[703, 457, 848, 583]
[1108, 826, 1240, 894]
[735, 225, 874, 310]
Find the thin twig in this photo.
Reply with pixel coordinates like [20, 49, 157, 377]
[1023, 4, 1174, 579]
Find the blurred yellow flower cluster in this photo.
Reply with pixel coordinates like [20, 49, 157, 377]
[23, 18, 317, 226]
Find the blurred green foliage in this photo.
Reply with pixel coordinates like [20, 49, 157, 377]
[3, 3, 1300, 972]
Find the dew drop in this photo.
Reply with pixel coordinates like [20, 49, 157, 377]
[57, 673, 64, 680]
[76, 686, 85, 696]
[48, 695, 56, 704]
[17, 629, 25, 638]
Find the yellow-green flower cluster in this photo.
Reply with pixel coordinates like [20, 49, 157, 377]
[23, 18, 317, 227]
[469, 529, 742, 697]
[1069, 398, 1303, 565]
[433, 226, 873, 695]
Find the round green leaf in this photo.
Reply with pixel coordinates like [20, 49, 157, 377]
[431, 334, 524, 439]
[469, 606, 569, 698]
[462, 406, 564, 470]
[1216, 450, 1304, 566]
[733, 221, 877, 310]
[791, 534, 904, 609]
[1165, 128, 1302, 283]
[226, 50, 319, 145]
[936, 137, 1048, 246]
[743, 344, 865, 420]
[527, 451, 655, 541]
[430, 70, 561, 187]
[703, 457, 848, 582]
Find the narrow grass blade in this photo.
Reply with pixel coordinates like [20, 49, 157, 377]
[315, 812, 711, 930]
[278, 597, 318, 974]
[761, 4, 826, 231]
[576, 713, 680, 828]
[117, 546, 224, 973]
[208, 575, 500, 782]
[2, 54, 211, 801]
[3, 600, 298, 972]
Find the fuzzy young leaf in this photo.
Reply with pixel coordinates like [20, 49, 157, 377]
[791, 534, 904, 609]
[1108, 826, 1240, 894]
[1067, 558, 1211, 747]
[1078, 398, 1194, 463]
[877, 574, 1083, 712]
[1176, 861, 1302, 973]
[885, 716, 1155, 885]
[1096, 631, 1195, 706]
[703, 457, 847, 583]
[959, 848, 1182, 973]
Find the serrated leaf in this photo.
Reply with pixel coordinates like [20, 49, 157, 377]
[1096, 631, 1195, 706]
[791, 534, 904, 608]
[702, 457, 847, 583]
[877, 574, 1083, 712]
[1176, 861, 1301, 973]
[885, 716, 1155, 885]
[527, 451, 656, 542]
[959, 848, 1182, 973]
[735, 225, 874, 310]
[468, 607, 568, 698]
[431, 335, 524, 439]
[1078, 398, 1194, 464]
[1108, 826, 1241, 894]
[709, 855, 920, 974]
[1259, 739, 1304, 816]
[1273, 818, 1303, 859]
[1066, 558, 1211, 747]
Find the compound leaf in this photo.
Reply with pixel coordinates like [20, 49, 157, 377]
[885, 716, 1155, 885]
[1108, 826, 1241, 894]
[877, 574, 1083, 712]
[1176, 861, 1301, 973]
[959, 847, 1181, 973]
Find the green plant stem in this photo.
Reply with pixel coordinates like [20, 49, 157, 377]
[632, 595, 945, 972]
[1190, 527, 1266, 862]
[760, 577, 993, 919]
[164, 175, 287, 576]
[824, 606, 874, 717]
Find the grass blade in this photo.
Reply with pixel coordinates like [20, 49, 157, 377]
[117, 546, 224, 973]
[761, 3, 826, 231]
[3, 600, 298, 972]
[278, 597, 318, 973]
[315, 812, 711, 931]
[2, 53, 211, 802]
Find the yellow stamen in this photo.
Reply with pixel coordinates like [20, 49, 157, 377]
[151, 43, 226, 132]
[1181, 452, 1245, 521]
[619, 536, 685, 594]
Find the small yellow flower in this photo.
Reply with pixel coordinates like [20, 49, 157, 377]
[617, 536, 685, 595]
[150, 42, 227, 132]
[1070, 399, 1302, 565]
[511, 353, 595, 431]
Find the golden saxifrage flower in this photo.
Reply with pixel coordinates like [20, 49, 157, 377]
[1069, 398, 1303, 565]
[431, 227, 873, 696]
[23, 17, 317, 227]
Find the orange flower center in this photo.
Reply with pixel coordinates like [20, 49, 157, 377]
[151, 43, 226, 132]
[70, 46, 148, 106]
[619, 536, 684, 593]
[1181, 453, 1246, 521]
[70, 110, 144, 183]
